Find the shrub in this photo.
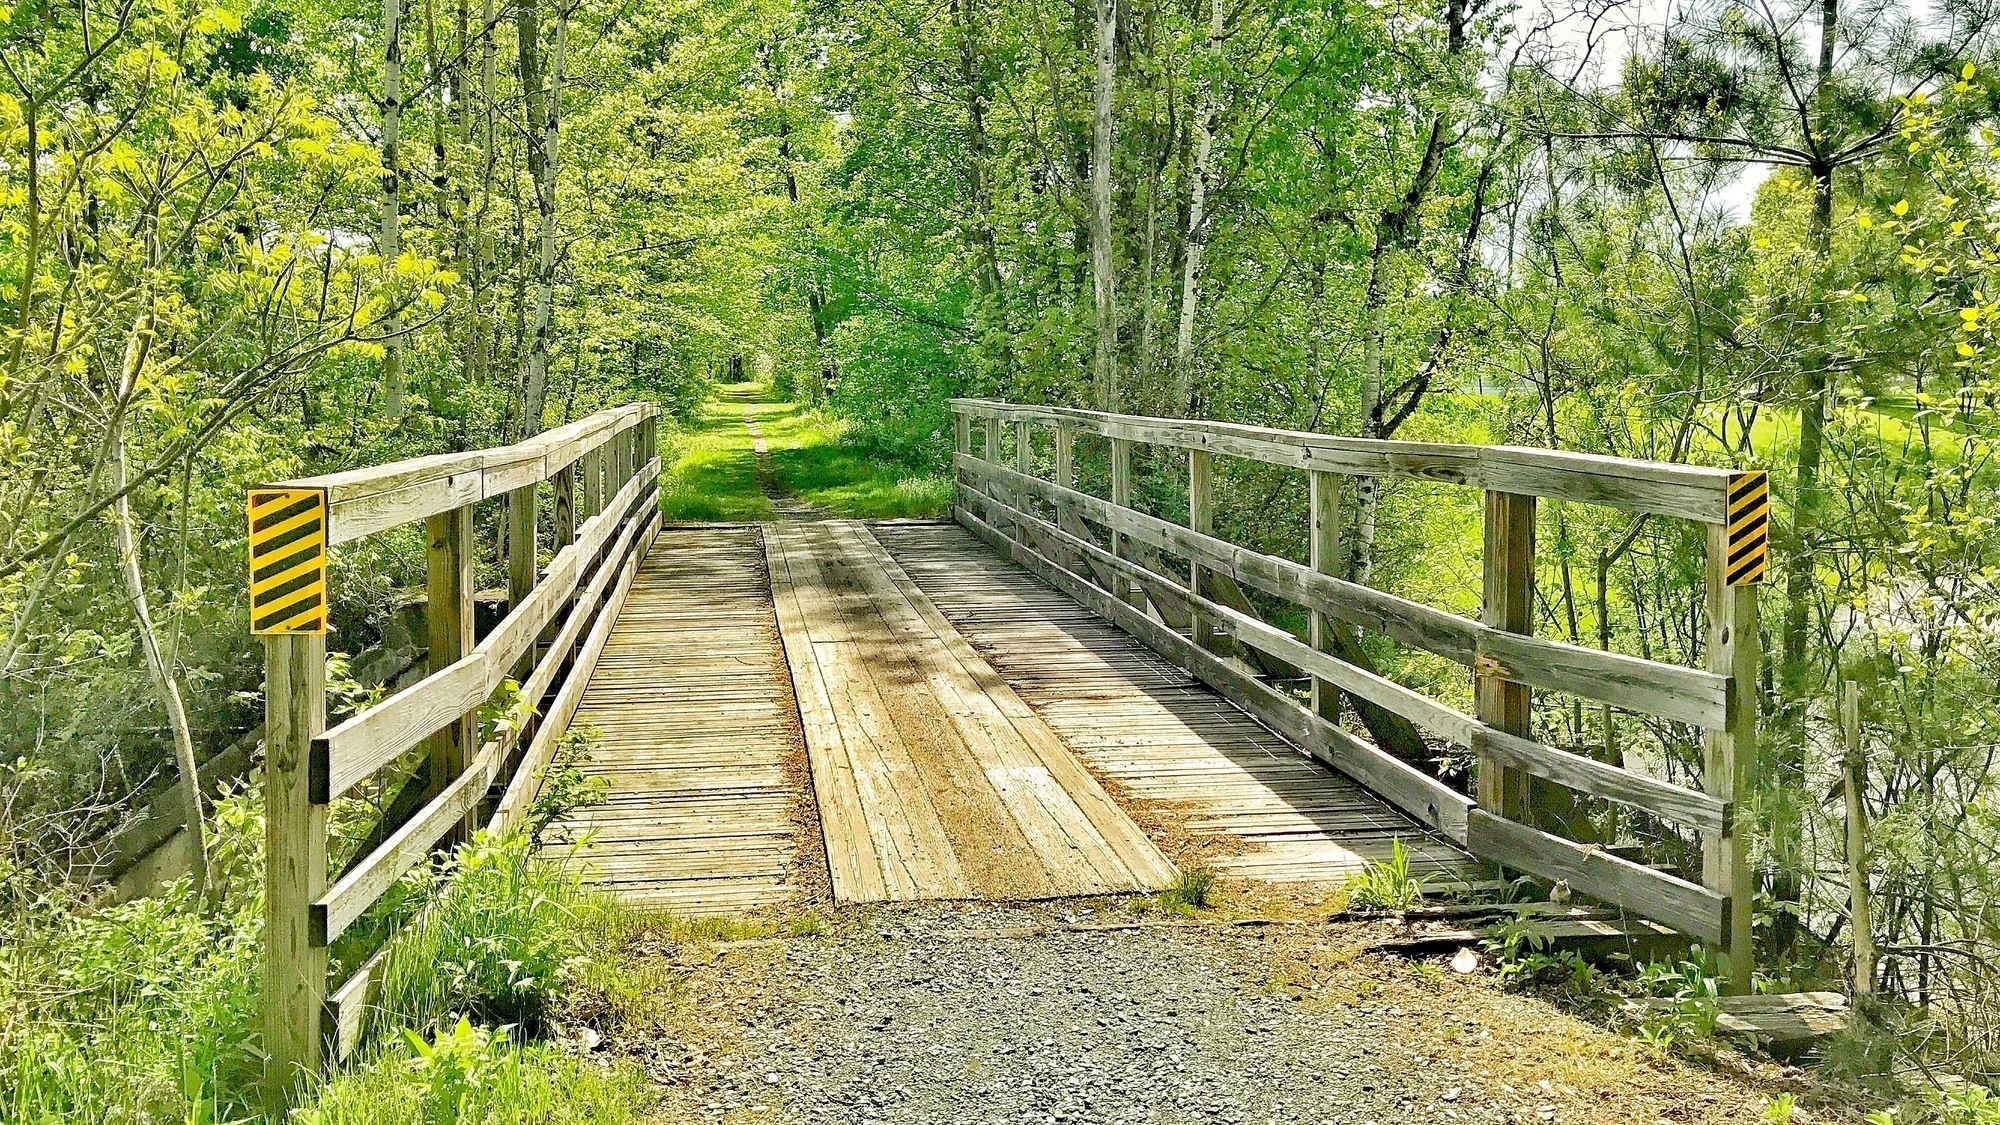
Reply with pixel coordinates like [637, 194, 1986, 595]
[0, 789, 268, 1123]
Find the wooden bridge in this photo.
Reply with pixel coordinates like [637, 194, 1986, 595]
[252, 398, 1766, 1089]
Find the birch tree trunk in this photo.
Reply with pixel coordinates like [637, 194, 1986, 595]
[381, 0, 406, 421]
[1172, 0, 1225, 417]
[1090, 0, 1119, 411]
[111, 310, 210, 900]
[517, 0, 568, 437]
[471, 0, 497, 384]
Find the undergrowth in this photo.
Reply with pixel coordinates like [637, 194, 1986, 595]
[0, 747, 652, 1123]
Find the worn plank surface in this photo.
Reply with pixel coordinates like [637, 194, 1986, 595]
[876, 522, 1483, 887]
[766, 520, 1176, 903]
[551, 527, 818, 915]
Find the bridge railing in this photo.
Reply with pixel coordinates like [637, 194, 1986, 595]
[254, 403, 661, 1090]
[948, 398, 1763, 989]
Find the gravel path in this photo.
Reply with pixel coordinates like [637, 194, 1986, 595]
[651, 902, 1502, 1125]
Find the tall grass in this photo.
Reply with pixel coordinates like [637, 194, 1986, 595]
[0, 790, 268, 1122]
[0, 784, 650, 1123]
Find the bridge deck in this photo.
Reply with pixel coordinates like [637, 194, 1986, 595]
[558, 519, 1477, 912]
[876, 524, 1484, 886]
[552, 527, 818, 913]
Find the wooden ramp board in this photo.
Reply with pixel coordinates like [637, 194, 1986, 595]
[764, 520, 1177, 903]
[550, 527, 818, 915]
[874, 522, 1485, 888]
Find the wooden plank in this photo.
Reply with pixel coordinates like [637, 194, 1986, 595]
[765, 525, 887, 902]
[998, 500, 1714, 828]
[843, 522, 1174, 892]
[1466, 808, 1726, 945]
[315, 463, 658, 795]
[263, 631, 327, 1099]
[1471, 727, 1726, 834]
[549, 525, 811, 913]
[1110, 437, 1136, 607]
[948, 399, 1735, 522]
[1158, 562, 1717, 825]
[955, 503, 1474, 843]
[767, 520, 1172, 901]
[316, 748, 497, 944]
[274, 404, 654, 544]
[491, 509, 656, 834]
[1615, 993, 1849, 1050]
[881, 523, 1483, 887]
[957, 455, 1726, 727]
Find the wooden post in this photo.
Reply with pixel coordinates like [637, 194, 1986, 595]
[1843, 680, 1873, 996]
[424, 506, 475, 841]
[1189, 449, 1216, 651]
[1110, 436, 1136, 607]
[507, 484, 537, 611]
[1054, 422, 1077, 571]
[1703, 519, 1759, 995]
[1478, 491, 1534, 821]
[984, 417, 1007, 533]
[579, 446, 603, 523]
[639, 413, 658, 472]
[553, 464, 576, 549]
[953, 411, 971, 516]
[263, 631, 326, 1101]
[1015, 419, 1033, 542]
[1309, 470, 1342, 722]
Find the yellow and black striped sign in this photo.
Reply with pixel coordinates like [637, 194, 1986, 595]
[1725, 471, 1769, 586]
[248, 488, 328, 634]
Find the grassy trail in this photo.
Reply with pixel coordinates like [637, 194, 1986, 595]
[656, 381, 950, 523]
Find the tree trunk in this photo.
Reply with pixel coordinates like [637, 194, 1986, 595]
[1172, 0, 1224, 417]
[955, 0, 1010, 388]
[471, 0, 498, 385]
[1090, 0, 1119, 410]
[381, 0, 406, 421]
[111, 310, 210, 901]
[1345, 0, 1468, 582]
[517, 0, 567, 437]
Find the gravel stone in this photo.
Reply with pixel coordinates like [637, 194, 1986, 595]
[666, 901, 1510, 1124]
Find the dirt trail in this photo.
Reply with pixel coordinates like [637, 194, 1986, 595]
[725, 385, 824, 522]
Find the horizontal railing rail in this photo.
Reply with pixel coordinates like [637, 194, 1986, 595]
[948, 399, 1761, 984]
[258, 403, 662, 1093]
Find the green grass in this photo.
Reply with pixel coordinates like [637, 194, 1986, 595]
[656, 386, 777, 523]
[657, 381, 950, 522]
